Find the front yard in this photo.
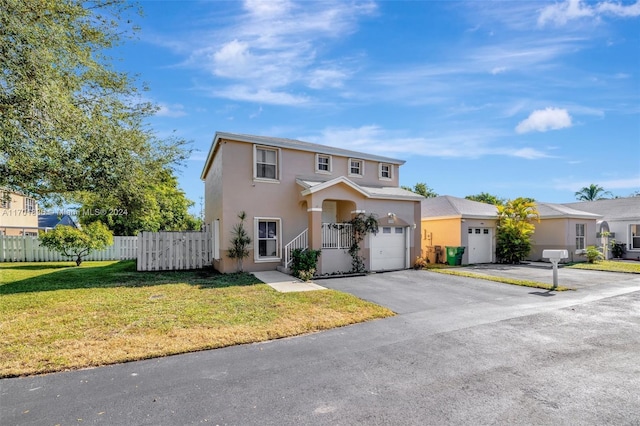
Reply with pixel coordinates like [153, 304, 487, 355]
[0, 261, 393, 378]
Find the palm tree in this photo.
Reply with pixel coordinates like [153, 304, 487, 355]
[575, 184, 612, 201]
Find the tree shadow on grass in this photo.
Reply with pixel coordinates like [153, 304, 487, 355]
[0, 263, 76, 271]
[0, 260, 262, 295]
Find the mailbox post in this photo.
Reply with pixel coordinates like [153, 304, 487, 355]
[542, 249, 568, 289]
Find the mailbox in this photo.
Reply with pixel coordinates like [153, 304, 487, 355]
[542, 250, 568, 261]
[542, 249, 568, 289]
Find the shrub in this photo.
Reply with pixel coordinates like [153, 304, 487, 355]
[290, 248, 321, 281]
[585, 245, 603, 263]
[227, 211, 251, 272]
[414, 256, 428, 269]
[610, 240, 626, 258]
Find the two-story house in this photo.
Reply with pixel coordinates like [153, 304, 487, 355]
[201, 132, 423, 274]
[0, 189, 39, 236]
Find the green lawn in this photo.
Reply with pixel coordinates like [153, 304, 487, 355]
[425, 267, 573, 291]
[0, 261, 393, 378]
[567, 260, 640, 274]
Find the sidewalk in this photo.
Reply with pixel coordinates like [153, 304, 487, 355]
[252, 270, 327, 293]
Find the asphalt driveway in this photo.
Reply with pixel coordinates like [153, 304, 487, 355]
[317, 265, 640, 315]
[3, 269, 640, 425]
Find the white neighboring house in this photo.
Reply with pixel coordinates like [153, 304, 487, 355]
[563, 197, 640, 260]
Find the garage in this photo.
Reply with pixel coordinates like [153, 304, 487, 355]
[370, 226, 409, 271]
[467, 227, 493, 264]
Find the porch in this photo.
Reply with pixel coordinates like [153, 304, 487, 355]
[283, 223, 354, 275]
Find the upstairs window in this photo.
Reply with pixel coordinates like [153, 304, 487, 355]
[24, 197, 36, 214]
[379, 163, 392, 180]
[255, 146, 278, 180]
[349, 159, 363, 177]
[0, 192, 10, 209]
[316, 154, 332, 174]
[576, 223, 585, 250]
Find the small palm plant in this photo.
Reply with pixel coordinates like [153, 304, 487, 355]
[227, 211, 252, 272]
[585, 245, 604, 263]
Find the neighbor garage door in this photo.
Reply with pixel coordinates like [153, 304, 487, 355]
[370, 226, 408, 271]
[467, 227, 493, 264]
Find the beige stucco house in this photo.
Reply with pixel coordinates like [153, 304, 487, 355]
[530, 203, 602, 262]
[201, 132, 423, 274]
[0, 189, 39, 236]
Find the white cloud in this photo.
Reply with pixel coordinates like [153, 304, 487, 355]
[596, 0, 640, 17]
[508, 147, 551, 159]
[212, 40, 252, 78]
[538, 0, 594, 26]
[303, 125, 550, 160]
[184, 0, 377, 105]
[538, 0, 640, 26]
[515, 108, 573, 134]
[156, 103, 187, 118]
[491, 66, 508, 75]
[308, 68, 348, 89]
[214, 85, 310, 106]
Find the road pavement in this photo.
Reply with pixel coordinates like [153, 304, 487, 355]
[2, 268, 640, 425]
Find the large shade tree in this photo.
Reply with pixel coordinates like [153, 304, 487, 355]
[574, 184, 612, 201]
[0, 0, 188, 204]
[76, 170, 201, 236]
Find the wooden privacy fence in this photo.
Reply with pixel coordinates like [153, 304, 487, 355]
[0, 235, 138, 262]
[137, 231, 212, 271]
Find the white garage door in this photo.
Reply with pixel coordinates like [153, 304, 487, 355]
[370, 226, 408, 271]
[467, 227, 493, 264]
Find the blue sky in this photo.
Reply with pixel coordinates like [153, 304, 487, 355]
[119, 0, 640, 213]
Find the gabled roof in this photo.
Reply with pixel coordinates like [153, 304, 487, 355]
[38, 214, 78, 229]
[296, 177, 423, 201]
[421, 195, 498, 219]
[201, 131, 405, 180]
[562, 197, 640, 221]
[536, 203, 602, 219]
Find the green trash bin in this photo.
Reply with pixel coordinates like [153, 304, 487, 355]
[446, 246, 466, 266]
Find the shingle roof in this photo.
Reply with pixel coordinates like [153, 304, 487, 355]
[421, 196, 498, 219]
[38, 214, 78, 229]
[536, 203, 602, 219]
[562, 197, 640, 221]
[296, 177, 423, 201]
[202, 131, 405, 180]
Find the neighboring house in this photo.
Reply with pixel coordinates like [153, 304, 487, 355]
[420, 196, 601, 265]
[531, 203, 601, 263]
[201, 132, 423, 274]
[421, 196, 499, 265]
[563, 197, 640, 260]
[38, 214, 79, 232]
[0, 189, 39, 236]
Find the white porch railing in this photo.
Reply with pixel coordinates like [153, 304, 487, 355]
[283, 228, 308, 267]
[322, 223, 353, 249]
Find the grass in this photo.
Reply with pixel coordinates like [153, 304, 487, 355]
[0, 261, 393, 378]
[567, 260, 640, 274]
[423, 264, 573, 291]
